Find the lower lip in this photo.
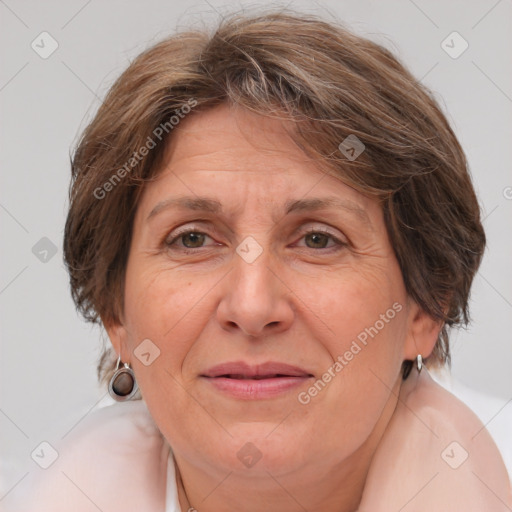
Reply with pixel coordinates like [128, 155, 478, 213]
[202, 376, 311, 400]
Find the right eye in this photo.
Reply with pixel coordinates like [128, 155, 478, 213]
[165, 230, 217, 251]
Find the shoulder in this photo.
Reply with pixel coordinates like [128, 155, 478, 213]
[359, 369, 512, 511]
[432, 368, 512, 476]
[61, 398, 164, 456]
[9, 400, 168, 512]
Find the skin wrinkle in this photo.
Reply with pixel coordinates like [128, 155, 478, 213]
[146, 194, 373, 232]
[105, 104, 441, 512]
[142, 160, 379, 267]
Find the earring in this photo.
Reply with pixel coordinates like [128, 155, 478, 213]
[108, 356, 138, 401]
[416, 354, 423, 373]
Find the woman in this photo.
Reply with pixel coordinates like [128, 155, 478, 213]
[14, 10, 511, 512]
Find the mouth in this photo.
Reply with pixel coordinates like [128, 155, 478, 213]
[201, 361, 314, 400]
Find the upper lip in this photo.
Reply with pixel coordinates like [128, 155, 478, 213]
[201, 361, 313, 379]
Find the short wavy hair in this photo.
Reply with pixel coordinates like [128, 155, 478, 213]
[63, 10, 485, 388]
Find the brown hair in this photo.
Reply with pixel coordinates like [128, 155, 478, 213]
[63, 10, 485, 387]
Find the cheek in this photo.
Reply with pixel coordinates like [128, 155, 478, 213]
[123, 262, 211, 345]
[298, 259, 406, 354]
[121, 264, 213, 431]
[297, 265, 406, 429]
[121, 261, 224, 412]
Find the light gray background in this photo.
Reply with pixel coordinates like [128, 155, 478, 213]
[1, 0, 511, 502]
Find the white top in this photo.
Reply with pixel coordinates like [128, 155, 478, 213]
[165, 449, 181, 512]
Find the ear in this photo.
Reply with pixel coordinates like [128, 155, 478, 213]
[103, 317, 130, 362]
[403, 300, 443, 361]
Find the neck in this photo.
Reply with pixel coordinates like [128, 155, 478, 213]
[174, 377, 402, 512]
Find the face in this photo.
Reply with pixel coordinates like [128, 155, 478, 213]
[108, 103, 433, 480]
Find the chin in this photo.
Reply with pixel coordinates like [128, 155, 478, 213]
[200, 421, 319, 476]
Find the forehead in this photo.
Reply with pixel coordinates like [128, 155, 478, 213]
[137, 103, 379, 224]
[161, 103, 322, 174]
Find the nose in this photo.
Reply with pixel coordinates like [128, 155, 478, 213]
[216, 249, 295, 338]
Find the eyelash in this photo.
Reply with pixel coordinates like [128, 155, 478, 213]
[164, 227, 347, 255]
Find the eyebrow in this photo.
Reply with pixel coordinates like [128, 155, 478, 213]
[147, 195, 372, 228]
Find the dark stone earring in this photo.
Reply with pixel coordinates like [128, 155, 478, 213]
[108, 356, 138, 401]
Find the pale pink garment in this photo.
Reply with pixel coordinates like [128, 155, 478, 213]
[8, 369, 512, 511]
[358, 369, 512, 511]
[7, 400, 170, 512]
